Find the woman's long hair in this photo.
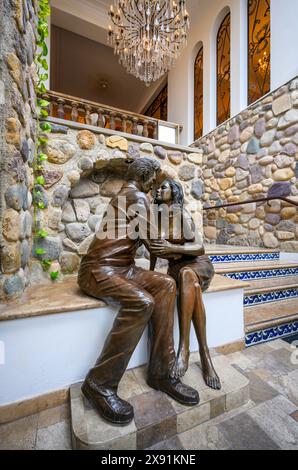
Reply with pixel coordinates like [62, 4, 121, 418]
[153, 178, 184, 208]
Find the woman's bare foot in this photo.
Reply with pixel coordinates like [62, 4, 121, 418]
[170, 349, 190, 379]
[200, 350, 221, 390]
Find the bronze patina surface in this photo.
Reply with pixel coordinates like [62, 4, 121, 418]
[152, 179, 221, 390]
[78, 159, 199, 424]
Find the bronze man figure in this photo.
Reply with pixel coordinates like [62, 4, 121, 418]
[78, 159, 199, 425]
[151, 179, 221, 390]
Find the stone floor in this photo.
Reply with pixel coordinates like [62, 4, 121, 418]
[0, 404, 72, 450]
[70, 353, 249, 450]
[0, 338, 298, 450]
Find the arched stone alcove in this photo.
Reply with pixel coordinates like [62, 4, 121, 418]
[30, 126, 203, 283]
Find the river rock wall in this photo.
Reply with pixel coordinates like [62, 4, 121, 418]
[30, 124, 203, 283]
[0, 0, 38, 299]
[192, 76, 298, 251]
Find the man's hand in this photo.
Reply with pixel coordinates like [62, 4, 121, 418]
[150, 239, 175, 256]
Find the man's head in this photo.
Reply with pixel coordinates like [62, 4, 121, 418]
[127, 157, 161, 193]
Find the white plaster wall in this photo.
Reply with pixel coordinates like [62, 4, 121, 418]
[168, 0, 248, 145]
[51, 0, 109, 32]
[271, 0, 298, 91]
[279, 252, 298, 264]
[0, 289, 244, 405]
[47, 0, 298, 145]
[168, 0, 298, 145]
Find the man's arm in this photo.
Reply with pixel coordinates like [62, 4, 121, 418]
[130, 193, 177, 258]
[150, 255, 157, 271]
[149, 209, 205, 258]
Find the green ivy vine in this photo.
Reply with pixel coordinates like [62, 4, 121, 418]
[33, 0, 58, 281]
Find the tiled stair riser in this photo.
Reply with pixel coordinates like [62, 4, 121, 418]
[244, 288, 298, 307]
[207, 248, 298, 349]
[223, 267, 298, 282]
[246, 321, 298, 347]
[209, 253, 280, 264]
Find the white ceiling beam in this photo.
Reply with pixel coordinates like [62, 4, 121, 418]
[51, 0, 109, 32]
[51, 7, 108, 45]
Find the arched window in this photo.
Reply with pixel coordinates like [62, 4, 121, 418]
[144, 84, 168, 121]
[248, 0, 271, 105]
[217, 13, 231, 126]
[194, 45, 204, 140]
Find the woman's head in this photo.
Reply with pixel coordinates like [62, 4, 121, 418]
[153, 178, 184, 208]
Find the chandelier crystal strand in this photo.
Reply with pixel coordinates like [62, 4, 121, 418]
[108, 1, 190, 85]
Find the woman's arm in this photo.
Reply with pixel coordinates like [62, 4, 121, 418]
[151, 239, 205, 257]
[169, 242, 205, 256]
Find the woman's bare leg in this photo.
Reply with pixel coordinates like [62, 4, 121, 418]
[171, 268, 196, 379]
[192, 282, 221, 390]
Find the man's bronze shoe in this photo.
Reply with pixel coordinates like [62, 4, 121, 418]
[147, 377, 199, 406]
[81, 379, 134, 425]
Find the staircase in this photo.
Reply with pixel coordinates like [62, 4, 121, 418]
[70, 244, 298, 450]
[1, 243, 297, 426]
[206, 245, 298, 347]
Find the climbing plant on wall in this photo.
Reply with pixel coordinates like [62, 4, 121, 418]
[33, 0, 58, 280]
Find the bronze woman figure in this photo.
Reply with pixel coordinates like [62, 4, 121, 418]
[151, 179, 221, 390]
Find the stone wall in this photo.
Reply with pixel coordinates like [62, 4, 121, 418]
[192, 76, 298, 251]
[30, 123, 203, 283]
[0, 0, 38, 299]
[2, 2, 296, 298]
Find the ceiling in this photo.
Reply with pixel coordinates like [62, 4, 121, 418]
[50, 0, 197, 114]
[51, 0, 110, 45]
[51, 25, 167, 113]
[51, 0, 198, 46]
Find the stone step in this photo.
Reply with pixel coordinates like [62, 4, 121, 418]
[0, 275, 106, 322]
[0, 271, 248, 322]
[244, 276, 298, 290]
[70, 354, 249, 450]
[245, 298, 298, 330]
[241, 271, 298, 346]
[214, 261, 298, 282]
[206, 245, 280, 264]
[244, 298, 298, 347]
[205, 244, 280, 255]
[244, 283, 298, 307]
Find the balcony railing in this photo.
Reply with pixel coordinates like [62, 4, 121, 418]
[43, 90, 182, 144]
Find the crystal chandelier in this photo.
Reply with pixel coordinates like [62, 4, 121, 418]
[108, 1, 190, 86]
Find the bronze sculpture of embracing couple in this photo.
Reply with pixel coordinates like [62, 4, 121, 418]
[78, 157, 221, 425]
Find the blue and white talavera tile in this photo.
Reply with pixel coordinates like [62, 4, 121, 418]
[224, 267, 298, 281]
[246, 321, 298, 347]
[209, 252, 280, 264]
[244, 288, 298, 307]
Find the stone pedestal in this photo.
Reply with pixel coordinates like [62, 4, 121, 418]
[70, 354, 249, 450]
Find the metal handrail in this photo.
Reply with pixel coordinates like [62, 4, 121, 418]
[203, 196, 298, 210]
